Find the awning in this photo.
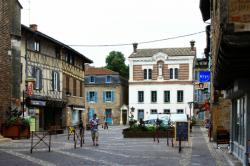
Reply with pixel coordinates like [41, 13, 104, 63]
[73, 107, 85, 111]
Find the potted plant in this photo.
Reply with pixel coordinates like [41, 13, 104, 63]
[2, 108, 30, 139]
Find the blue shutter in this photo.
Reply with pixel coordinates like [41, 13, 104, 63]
[87, 92, 90, 102]
[103, 91, 106, 102]
[111, 91, 115, 102]
[94, 92, 97, 102]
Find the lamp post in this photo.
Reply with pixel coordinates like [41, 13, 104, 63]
[130, 106, 135, 121]
[187, 102, 194, 120]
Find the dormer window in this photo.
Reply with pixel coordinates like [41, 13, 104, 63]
[90, 76, 95, 83]
[33, 41, 40, 52]
[106, 75, 111, 83]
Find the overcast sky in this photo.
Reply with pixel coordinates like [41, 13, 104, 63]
[19, 0, 207, 67]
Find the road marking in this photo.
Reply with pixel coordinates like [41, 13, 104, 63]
[192, 154, 201, 157]
[55, 150, 122, 166]
[2, 150, 56, 166]
[192, 163, 201, 165]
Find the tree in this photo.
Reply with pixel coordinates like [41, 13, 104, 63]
[105, 51, 129, 78]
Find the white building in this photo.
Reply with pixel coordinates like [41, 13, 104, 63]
[128, 42, 196, 121]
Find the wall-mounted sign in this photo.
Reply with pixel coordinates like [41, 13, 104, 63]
[199, 71, 210, 82]
[194, 82, 209, 90]
[30, 100, 46, 106]
[27, 82, 34, 96]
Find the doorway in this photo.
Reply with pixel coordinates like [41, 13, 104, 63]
[105, 109, 112, 124]
[122, 109, 127, 125]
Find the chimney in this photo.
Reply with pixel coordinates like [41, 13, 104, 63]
[132, 43, 138, 53]
[30, 24, 38, 31]
[190, 40, 195, 51]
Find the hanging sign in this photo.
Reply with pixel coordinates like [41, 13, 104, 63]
[199, 71, 210, 82]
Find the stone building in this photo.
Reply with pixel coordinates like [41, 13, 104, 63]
[21, 24, 92, 130]
[85, 66, 128, 125]
[0, 0, 22, 129]
[128, 43, 195, 121]
[200, 0, 250, 164]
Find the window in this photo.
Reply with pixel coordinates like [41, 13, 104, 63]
[66, 54, 75, 65]
[52, 71, 60, 91]
[103, 91, 115, 102]
[80, 81, 83, 97]
[151, 109, 157, 114]
[105, 91, 112, 101]
[20, 63, 23, 83]
[163, 109, 170, 114]
[151, 91, 157, 103]
[164, 91, 170, 103]
[177, 109, 184, 114]
[90, 76, 95, 83]
[32, 67, 42, 90]
[87, 91, 97, 102]
[143, 69, 147, 79]
[138, 91, 144, 103]
[170, 68, 178, 79]
[148, 69, 152, 79]
[143, 69, 152, 80]
[33, 41, 40, 52]
[73, 79, 76, 96]
[175, 68, 178, 79]
[106, 76, 111, 83]
[66, 76, 70, 94]
[55, 47, 61, 59]
[177, 90, 184, 102]
[138, 109, 144, 120]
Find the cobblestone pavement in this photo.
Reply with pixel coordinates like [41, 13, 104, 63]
[0, 125, 229, 166]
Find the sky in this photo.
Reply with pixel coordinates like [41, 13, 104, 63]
[19, 0, 207, 67]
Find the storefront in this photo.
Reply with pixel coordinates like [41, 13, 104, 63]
[228, 80, 250, 165]
[26, 97, 66, 131]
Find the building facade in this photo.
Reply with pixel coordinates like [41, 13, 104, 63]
[85, 66, 128, 125]
[0, 0, 22, 129]
[128, 43, 195, 121]
[193, 58, 210, 123]
[21, 24, 92, 130]
[200, 0, 250, 164]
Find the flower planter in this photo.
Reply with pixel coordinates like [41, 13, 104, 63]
[123, 128, 175, 138]
[2, 125, 30, 139]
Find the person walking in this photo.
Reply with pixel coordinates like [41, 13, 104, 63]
[90, 114, 99, 146]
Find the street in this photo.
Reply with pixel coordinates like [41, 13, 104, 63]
[0, 126, 229, 166]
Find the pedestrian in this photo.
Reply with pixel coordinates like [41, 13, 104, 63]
[90, 114, 99, 146]
[79, 118, 85, 144]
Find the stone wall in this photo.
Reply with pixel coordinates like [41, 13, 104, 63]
[0, 0, 12, 128]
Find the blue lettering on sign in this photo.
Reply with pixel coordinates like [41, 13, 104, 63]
[199, 71, 210, 82]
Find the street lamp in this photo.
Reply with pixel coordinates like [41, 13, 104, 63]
[187, 102, 194, 120]
[130, 107, 135, 121]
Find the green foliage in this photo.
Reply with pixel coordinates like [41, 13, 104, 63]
[125, 125, 169, 132]
[105, 51, 129, 78]
[129, 119, 137, 128]
[6, 117, 30, 128]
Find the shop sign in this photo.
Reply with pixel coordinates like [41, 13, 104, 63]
[30, 100, 46, 106]
[194, 82, 209, 90]
[27, 82, 34, 96]
[199, 71, 210, 82]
